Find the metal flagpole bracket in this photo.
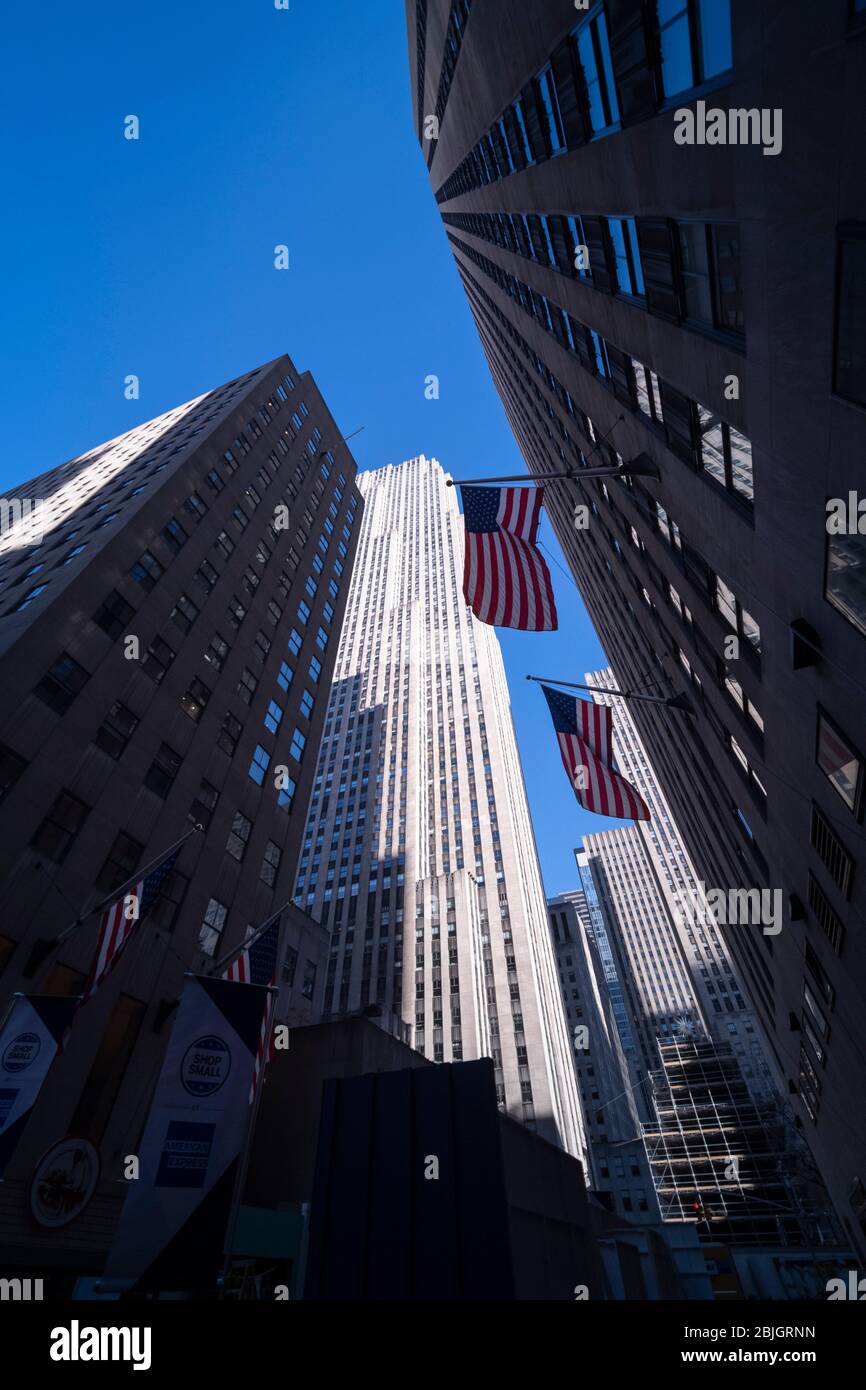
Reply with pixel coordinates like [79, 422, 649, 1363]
[445, 452, 659, 488]
[526, 675, 695, 717]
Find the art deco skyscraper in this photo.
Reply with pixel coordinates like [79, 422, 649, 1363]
[294, 455, 584, 1156]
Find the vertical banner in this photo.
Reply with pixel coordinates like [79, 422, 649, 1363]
[103, 974, 268, 1293]
[0, 994, 79, 1178]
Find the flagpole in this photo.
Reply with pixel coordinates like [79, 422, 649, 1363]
[526, 674, 695, 715]
[51, 822, 203, 947]
[208, 904, 286, 977]
[445, 452, 659, 487]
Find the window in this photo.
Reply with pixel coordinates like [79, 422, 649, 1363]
[200, 898, 228, 956]
[299, 688, 314, 719]
[232, 506, 249, 533]
[0, 742, 27, 802]
[655, 0, 732, 99]
[96, 831, 143, 893]
[218, 711, 243, 757]
[264, 699, 283, 734]
[92, 590, 135, 640]
[59, 544, 87, 566]
[180, 676, 210, 723]
[633, 359, 663, 424]
[205, 632, 230, 673]
[834, 232, 866, 405]
[145, 742, 182, 798]
[183, 491, 208, 523]
[825, 529, 866, 638]
[226, 811, 252, 861]
[215, 529, 235, 561]
[301, 959, 318, 1000]
[170, 593, 199, 634]
[249, 745, 271, 785]
[290, 728, 306, 762]
[260, 840, 281, 888]
[35, 653, 89, 713]
[608, 218, 645, 297]
[537, 63, 565, 154]
[95, 702, 139, 758]
[206, 468, 225, 493]
[277, 661, 293, 692]
[816, 709, 863, 815]
[575, 7, 619, 135]
[297, 600, 311, 625]
[226, 595, 246, 632]
[308, 656, 322, 683]
[697, 404, 753, 502]
[678, 222, 744, 338]
[13, 583, 49, 611]
[162, 518, 188, 554]
[31, 790, 90, 862]
[190, 778, 219, 829]
[237, 667, 258, 706]
[143, 636, 175, 684]
[195, 559, 220, 592]
[288, 628, 303, 656]
[315, 626, 328, 651]
[277, 774, 297, 811]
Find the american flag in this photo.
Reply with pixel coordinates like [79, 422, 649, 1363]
[461, 485, 558, 631]
[222, 913, 281, 1103]
[82, 847, 180, 1003]
[542, 684, 651, 822]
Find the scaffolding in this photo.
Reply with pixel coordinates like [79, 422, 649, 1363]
[641, 1037, 841, 1248]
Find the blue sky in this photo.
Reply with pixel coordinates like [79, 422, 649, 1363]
[3, 0, 628, 895]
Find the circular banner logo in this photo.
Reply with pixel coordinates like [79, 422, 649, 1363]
[29, 1138, 100, 1229]
[181, 1035, 232, 1098]
[2, 1031, 41, 1074]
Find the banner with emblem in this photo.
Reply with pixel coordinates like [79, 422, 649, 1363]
[0, 994, 79, 1178]
[102, 973, 268, 1293]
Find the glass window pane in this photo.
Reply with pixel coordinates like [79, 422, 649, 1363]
[698, 0, 733, 80]
[825, 531, 866, 637]
[817, 713, 862, 812]
[657, 1, 693, 97]
[698, 405, 728, 486]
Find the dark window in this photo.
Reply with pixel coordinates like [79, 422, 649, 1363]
[226, 595, 247, 632]
[697, 404, 753, 503]
[260, 840, 281, 887]
[226, 811, 252, 861]
[215, 530, 235, 560]
[654, 0, 732, 99]
[148, 868, 188, 931]
[0, 742, 27, 802]
[206, 468, 225, 493]
[190, 778, 219, 828]
[180, 677, 210, 723]
[145, 742, 182, 799]
[35, 653, 89, 713]
[204, 632, 231, 673]
[825, 529, 866, 638]
[574, 6, 619, 135]
[301, 959, 318, 1000]
[31, 790, 90, 862]
[94, 702, 139, 759]
[170, 593, 199, 633]
[816, 709, 863, 816]
[195, 559, 220, 592]
[94, 590, 134, 639]
[183, 492, 208, 523]
[162, 518, 188, 554]
[96, 831, 143, 893]
[142, 636, 176, 684]
[678, 221, 744, 338]
[130, 550, 164, 591]
[218, 711, 243, 756]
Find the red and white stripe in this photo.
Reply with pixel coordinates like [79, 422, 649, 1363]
[83, 878, 144, 1001]
[463, 488, 557, 630]
[557, 732, 651, 822]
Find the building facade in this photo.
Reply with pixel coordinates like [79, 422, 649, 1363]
[293, 455, 584, 1156]
[0, 355, 360, 1275]
[407, 0, 866, 1257]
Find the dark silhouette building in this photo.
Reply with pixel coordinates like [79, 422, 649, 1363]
[406, 0, 866, 1258]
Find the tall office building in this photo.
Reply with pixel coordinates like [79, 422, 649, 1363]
[407, 0, 866, 1256]
[548, 889, 657, 1221]
[584, 666, 776, 1101]
[0, 355, 360, 1273]
[294, 455, 584, 1157]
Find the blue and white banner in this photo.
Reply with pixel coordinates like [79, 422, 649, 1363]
[0, 994, 78, 1178]
[103, 974, 268, 1292]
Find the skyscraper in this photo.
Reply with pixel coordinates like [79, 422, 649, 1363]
[294, 455, 583, 1156]
[407, 0, 866, 1259]
[0, 355, 359, 1271]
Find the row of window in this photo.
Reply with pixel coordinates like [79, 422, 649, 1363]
[444, 209, 745, 343]
[435, 0, 733, 202]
